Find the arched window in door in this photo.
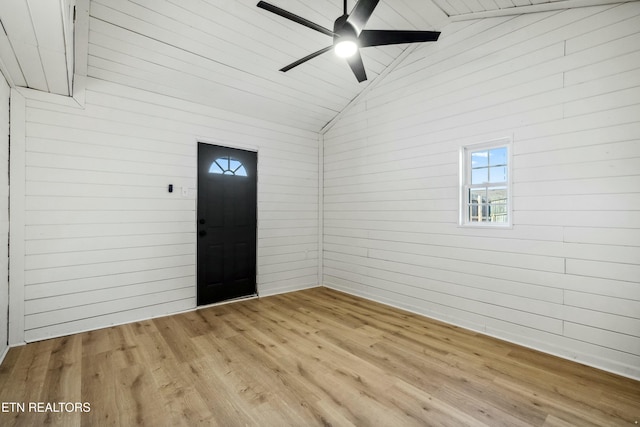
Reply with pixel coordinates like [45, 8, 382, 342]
[208, 156, 248, 176]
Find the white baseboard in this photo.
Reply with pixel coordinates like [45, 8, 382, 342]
[259, 282, 320, 298]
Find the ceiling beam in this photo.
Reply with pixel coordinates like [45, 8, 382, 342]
[0, 24, 19, 87]
[72, 0, 89, 105]
[450, 0, 633, 21]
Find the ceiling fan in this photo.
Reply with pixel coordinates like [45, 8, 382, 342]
[257, 0, 441, 82]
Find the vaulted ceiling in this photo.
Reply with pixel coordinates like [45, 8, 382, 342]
[0, 0, 628, 131]
[0, 0, 75, 95]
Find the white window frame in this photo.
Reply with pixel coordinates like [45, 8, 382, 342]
[459, 138, 512, 228]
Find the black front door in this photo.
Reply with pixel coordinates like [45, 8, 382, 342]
[197, 143, 257, 305]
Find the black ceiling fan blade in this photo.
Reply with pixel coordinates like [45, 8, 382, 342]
[346, 50, 367, 82]
[359, 30, 441, 47]
[346, 0, 380, 35]
[280, 45, 334, 72]
[257, 1, 335, 37]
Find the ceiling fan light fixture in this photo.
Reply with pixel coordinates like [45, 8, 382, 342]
[257, 0, 441, 82]
[334, 39, 357, 58]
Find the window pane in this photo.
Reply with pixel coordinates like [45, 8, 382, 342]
[208, 161, 224, 174]
[468, 204, 478, 222]
[489, 166, 507, 183]
[469, 188, 486, 203]
[463, 142, 510, 226]
[468, 203, 486, 222]
[487, 187, 507, 204]
[471, 150, 489, 168]
[471, 168, 488, 184]
[489, 147, 507, 166]
[488, 204, 508, 222]
[469, 204, 491, 222]
[209, 156, 247, 176]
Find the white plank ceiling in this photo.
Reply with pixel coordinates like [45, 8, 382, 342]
[0, 0, 630, 130]
[0, 0, 75, 95]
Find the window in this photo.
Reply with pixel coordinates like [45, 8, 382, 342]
[209, 156, 248, 176]
[460, 139, 511, 226]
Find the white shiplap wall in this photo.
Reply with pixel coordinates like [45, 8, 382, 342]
[323, 3, 640, 379]
[11, 76, 318, 342]
[0, 75, 8, 360]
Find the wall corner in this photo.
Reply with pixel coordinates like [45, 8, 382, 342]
[8, 88, 25, 345]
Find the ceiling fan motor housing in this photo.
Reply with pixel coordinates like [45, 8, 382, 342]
[333, 15, 356, 41]
[333, 14, 358, 58]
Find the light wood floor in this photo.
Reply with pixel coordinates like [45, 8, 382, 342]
[0, 287, 638, 426]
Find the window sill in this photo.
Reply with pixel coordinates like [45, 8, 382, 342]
[458, 222, 513, 230]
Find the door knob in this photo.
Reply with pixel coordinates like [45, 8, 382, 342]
[199, 218, 206, 224]
[198, 230, 207, 237]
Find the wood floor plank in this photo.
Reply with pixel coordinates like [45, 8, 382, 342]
[38, 335, 83, 427]
[134, 330, 175, 366]
[176, 350, 264, 426]
[0, 287, 638, 426]
[80, 350, 121, 426]
[149, 361, 215, 426]
[0, 340, 58, 426]
[116, 364, 167, 426]
[492, 376, 611, 427]
[153, 315, 203, 363]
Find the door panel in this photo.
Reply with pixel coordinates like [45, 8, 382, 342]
[197, 143, 257, 305]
